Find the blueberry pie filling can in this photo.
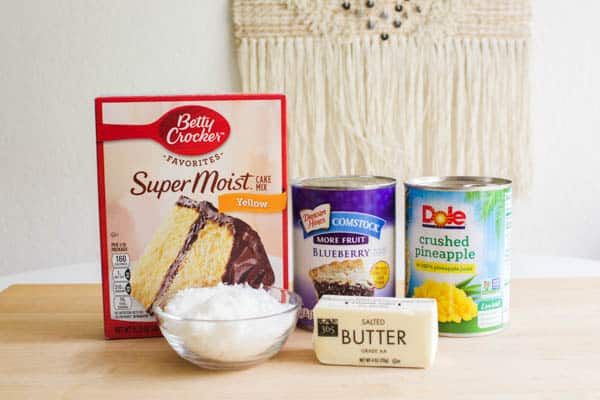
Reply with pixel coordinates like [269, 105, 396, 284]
[292, 176, 396, 330]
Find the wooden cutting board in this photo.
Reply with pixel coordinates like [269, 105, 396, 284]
[1, 280, 599, 399]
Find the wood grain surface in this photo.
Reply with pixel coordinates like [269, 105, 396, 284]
[1, 280, 599, 399]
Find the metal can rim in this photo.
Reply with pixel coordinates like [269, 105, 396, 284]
[293, 175, 396, 190]
[404, 176, 512, 192]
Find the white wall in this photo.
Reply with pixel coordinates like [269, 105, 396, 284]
[0, 0, 598, 277]
[512, 2, 600, 259]
[0, 0, 239, 275]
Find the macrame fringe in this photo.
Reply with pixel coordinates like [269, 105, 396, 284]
[237, 36, 530, 192]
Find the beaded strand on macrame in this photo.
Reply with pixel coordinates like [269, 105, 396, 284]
[340, 0, 425, 40]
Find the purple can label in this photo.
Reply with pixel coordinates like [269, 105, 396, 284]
[292, 179, 396, 329]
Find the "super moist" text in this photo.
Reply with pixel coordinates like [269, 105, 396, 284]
[130, 170, 254, 199]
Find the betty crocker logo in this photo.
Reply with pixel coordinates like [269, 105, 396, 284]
[158, 106, 230, 155]
[98, 105, 231, 156]
[422, 204, 466, 229]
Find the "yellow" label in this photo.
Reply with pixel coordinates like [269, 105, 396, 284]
[415, 260, 476, 274]
[218, 192, 287, 213]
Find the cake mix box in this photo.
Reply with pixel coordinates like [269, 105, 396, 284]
[95, 95, 288, 339]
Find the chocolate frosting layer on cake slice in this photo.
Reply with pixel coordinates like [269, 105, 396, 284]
[146, 196, 274, 312]
[195, 198, 274, 288]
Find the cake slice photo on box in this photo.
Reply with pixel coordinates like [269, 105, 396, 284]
[131, 195, 274, 312]
[309, 259, 374, 299]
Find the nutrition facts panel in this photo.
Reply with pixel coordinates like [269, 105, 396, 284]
[109, 243, 152, 321]
[111, 252, 131, 312]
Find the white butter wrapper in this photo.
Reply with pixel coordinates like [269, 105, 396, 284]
[312, 295, 438, 368]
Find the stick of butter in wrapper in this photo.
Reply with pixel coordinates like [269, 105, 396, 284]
[312, 295, 438, 368]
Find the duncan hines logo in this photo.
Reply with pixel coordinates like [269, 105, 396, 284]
[300, 204, 331, 234]
[157, 105, 230, 156]
[422, 205, 466, 229]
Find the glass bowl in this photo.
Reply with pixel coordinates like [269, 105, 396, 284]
[153, 287, 301, 370]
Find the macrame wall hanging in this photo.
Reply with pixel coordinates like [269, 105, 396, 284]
[233, 0, 531, 191]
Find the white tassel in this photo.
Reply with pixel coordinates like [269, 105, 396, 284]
[237, 36, 530, 192]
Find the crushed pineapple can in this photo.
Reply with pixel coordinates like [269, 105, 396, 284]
[405, 177, 511, 336]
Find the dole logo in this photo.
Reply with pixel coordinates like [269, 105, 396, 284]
[422, 205, 466, 229]
[158, 105, 230, 156]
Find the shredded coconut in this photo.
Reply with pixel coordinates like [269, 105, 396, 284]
[160, 284, 295, 362]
